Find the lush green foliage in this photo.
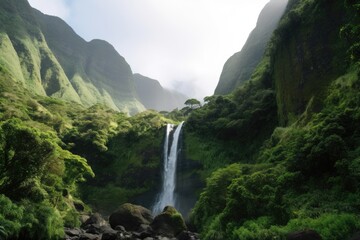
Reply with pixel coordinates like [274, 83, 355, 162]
[69, 109, 171, 214]
[188, 1, 360, 239]
[186, 81, 277, 166]
[0, 64, 173, 237]
[190, 48, 360, 240]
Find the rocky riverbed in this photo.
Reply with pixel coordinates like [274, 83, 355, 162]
[64, 204, 200, 240]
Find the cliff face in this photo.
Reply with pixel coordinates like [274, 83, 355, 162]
[133, 74, 188, 112]
[271, 0, 350, 124]
[0, 0, 145, 114]
[214, 0, 288, 95]
[187, 1, 360, 238]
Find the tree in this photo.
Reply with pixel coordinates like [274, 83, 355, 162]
[0, 119, 55, 198]
[184, 98, 201, 109]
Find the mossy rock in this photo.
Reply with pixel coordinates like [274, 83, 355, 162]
[109, 203, 153, 231]
[151, 206, 187, 237]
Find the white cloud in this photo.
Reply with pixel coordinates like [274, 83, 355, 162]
[28, 0, 270, 99]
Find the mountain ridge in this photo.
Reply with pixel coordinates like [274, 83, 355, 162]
[214, 0, 288, 95]
[133, 73, 188, 112]
[0, 0, 187, 115]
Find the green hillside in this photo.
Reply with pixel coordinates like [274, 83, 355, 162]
[186, 0, 360, 239]
[0, 0, 146, 115]
[0, 62, 172, 238]
[0, 0, 360, 239]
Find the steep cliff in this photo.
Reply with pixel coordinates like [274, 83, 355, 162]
[214, 0, 288, 95]
[272, 0, 351, 124]
[187, 0, 360, 239]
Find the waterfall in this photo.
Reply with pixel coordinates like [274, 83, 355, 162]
[152, 121, 184, 214]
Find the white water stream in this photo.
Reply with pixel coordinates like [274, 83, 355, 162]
[152, 122, 184, 214]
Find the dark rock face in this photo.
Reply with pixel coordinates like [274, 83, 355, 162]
[109, 203, 153, 231]
[287, 230, 322, 240]
[151, 206, 187, 237]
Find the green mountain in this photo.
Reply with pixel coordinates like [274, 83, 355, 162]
[214, 0, 288, 95]
[0, 0, 145, 115]
[186, 0, 360, 239]
[1, 0, 360, 239]
[133, 73, 188, 111]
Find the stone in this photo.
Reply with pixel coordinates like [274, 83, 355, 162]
[84, 224, 101, 234]
[109, 203, 153, 231]
[82, 213, 107, 228]
[115, 225, 126, 232]
[137, 224, 152, 232]
[79, 233, 100, 240]
[101, 231, 117, 240]
[287, 230, 322, 240]
[80, 214, 91, 224]
[139, 231, 153, 239]
[177, 231, 198, 240]
[150, 206, 187, 237]
[65, 228, 82, 237]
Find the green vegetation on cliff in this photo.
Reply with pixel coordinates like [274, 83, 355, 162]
[1, 0, 360, 239]
[0, 0, 147, 114]
[187, 0, 360, 239]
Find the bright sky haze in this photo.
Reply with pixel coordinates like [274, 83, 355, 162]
[28, 0, 270, 99]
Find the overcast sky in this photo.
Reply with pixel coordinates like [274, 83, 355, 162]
[28, 0, 270, 99]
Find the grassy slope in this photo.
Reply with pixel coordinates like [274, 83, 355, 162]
[33, 9, 146, 115]
[0, 0, 146, 115]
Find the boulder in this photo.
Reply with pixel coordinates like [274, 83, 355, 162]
[65, 227, 83, 237]
[109, 203, 153, 231]
[177, 231, 199, 240]
[287, 230, 322, 240]
[82, 213, 107, 228]
[137, 224, 152, 233]
[101, 230, 117, 240]
[80, 214, 91, 224]
[151, 206, 187, 237]
[84, 224, 102, 234]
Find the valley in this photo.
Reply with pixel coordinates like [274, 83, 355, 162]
[0, 0, 360, 239]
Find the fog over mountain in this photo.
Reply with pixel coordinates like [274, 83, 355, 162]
[133, 74, 188, 112]
[28, 0, 270, 99]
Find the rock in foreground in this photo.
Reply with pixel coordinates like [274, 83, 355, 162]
[109, 203, 153, 231]
[64, 205, 199, 240]
[151, 206, 187, 237]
